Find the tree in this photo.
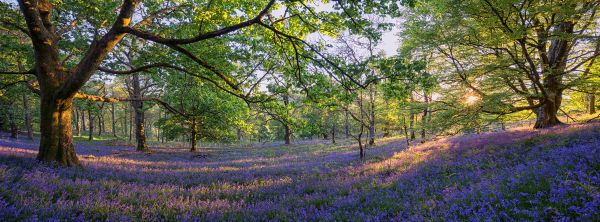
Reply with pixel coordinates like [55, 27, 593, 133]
[0, 0, 273, 165]
[1, 0, 400, 165]
[157, 77, 249, 152]
[402, 0, 600, 129]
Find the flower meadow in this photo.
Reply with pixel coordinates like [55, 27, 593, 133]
[0, 123, 599, 221]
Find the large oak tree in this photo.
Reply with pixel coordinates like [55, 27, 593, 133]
[0, 0, 397, 166]
[402, 0, 600, 128]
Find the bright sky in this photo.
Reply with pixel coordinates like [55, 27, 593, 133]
[308, 2, 401, 57]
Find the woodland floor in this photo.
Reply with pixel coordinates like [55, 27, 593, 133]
[0, 123, 599, 221]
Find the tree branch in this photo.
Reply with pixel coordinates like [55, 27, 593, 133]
[0, 69, 35, 75]
[58, 0, 140, 99]
[124, 0, 276, 45]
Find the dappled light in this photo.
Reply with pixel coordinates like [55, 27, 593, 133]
[0, 0, 599, 220]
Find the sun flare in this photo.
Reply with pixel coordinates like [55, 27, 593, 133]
[465, 95, 479, 105]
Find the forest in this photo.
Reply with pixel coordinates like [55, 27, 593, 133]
[0, 0, 599, 221]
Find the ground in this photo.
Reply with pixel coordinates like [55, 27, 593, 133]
[0, 123, 599, 221]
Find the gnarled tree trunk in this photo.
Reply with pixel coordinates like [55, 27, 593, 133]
[533, 89, 562, 128]
[533, 70, 564, 129]
[37, 95, 79, 166]
[533, 22, 572, 129]
[14, 0, 139, 166]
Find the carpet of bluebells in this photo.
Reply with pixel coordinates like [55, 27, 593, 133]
[0, 123, 599, 221]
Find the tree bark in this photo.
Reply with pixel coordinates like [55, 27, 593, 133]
[88, 110, 94, 141]
[37, 96, 79, 166]
[133, 103, 147, 151]
[111, 103, 117, 137]
[74, 108, 80, 136]
[588, 93, 596, 114]
[409, 110, 415, 140]
[284, 124, 292, 145]
[368, 89, 375, 146]
[128, 105, 133, 143]
[533, 102, 562, 128]
[97, 111, 103, 136]
[421, 92, 429, 141]
[358, 130, 364, 159]
[402, 116, 410, 147]
[533, 73, 563, 129]
[344, 109, 350, 139]
[122, 105, 127, 135]
[190, 120, 197, 152]
[282, 93, 292, 145]
[533, 22, 573, 129]
[131, 74, 148, 151]
[81, 109, 86, 131]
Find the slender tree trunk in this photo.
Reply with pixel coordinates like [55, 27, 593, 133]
[344, 109, 350, 139]
[156, 120, 160, 142]
[331, 119, 336, 144]
[101, 112, 106, 135]
[128, 105, 133, 143]
[161, 111, 166, 143]
[402, 116, 410, 147]
[111, 103, 117, 137]
[122, 105, 127, 135]
[368, 87, 376, 146]
[190, 120, 197, 152]
[358, 91, 365, 159]
[37, 96, 79, 166]
[237, 128, 243, 142]
[588, 93, 596, 114]
[74, 108, 80, 136]
[409, 111, 415, 140]
[81, 109, 86, 131]
[421, 92, 429, 141]
[97, 111, 103, 136]
[22, 94, 33, 140]
[281, 93, 292, 145]
[8, 102, 18, 139]
[88, 110, 94, 141]
[358, 131, 364, 159]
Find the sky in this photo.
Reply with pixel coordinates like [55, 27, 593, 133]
[308, 1, 401, 57]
